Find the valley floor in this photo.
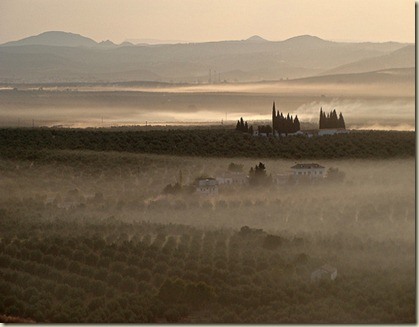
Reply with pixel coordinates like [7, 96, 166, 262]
[0, 144, 415, 322]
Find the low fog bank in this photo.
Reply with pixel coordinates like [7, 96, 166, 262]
[0, 83, 413, 130]
[0, 153, 414, 243]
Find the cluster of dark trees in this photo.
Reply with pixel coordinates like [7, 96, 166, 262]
[249, 162, 271, 186]
[319, 108, 346, 129]
[235, 118, 253, 134]
[272, 102, 301, 135]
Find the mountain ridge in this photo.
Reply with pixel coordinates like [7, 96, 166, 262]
[4, 30, 411, 47]
[0, 31, 414, 83]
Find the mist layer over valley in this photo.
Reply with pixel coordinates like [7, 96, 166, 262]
[0, 74, 414, 130]
[0, 148, 415, 322]
[2, 153, 413, 239]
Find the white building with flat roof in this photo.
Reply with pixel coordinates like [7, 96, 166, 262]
[291, 163, 325, 178]
[216, 172, 248, 186]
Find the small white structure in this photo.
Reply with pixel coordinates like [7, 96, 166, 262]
[280, 130, 305, 137]
[311, 264, 338, 282]
[196, 178, 218, 194]
[318, 129, 348, 136]
[291, 163, 325, 177]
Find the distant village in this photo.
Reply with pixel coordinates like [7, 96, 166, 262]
[193, 162, 330, 195]
[236, 103, 348, 137]
[163, 161, 345, 196]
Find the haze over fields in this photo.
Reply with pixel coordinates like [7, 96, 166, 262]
[0, 31, 415, 130]
[0, 150, 415, 322]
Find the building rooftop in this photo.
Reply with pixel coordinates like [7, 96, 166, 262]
[196, 178, 218, 186]
[291, 163, 325, 169]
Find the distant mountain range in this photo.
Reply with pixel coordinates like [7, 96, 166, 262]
[0, 31, 414, 83]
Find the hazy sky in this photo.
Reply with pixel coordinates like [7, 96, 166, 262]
[0, 0, 415, 44]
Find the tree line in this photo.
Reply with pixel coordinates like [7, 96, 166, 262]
[236, 117, 253, 134]
[0, 129, 414, 159]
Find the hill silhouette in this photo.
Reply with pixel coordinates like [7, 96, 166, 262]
[2, 31, 98, 47]
[322, 45, 414, 75]
[245, 35, 268, 42]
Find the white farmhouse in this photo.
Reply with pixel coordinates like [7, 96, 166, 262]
[196, 178, 218, 195]
[216, 176, 233, 185]
[216, 172, 248, 186]
[291, 163, 325, 177]
[231, 173, 248, 185]
[311, 264, 338, 282]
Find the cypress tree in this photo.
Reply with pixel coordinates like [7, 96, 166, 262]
[286, 114, 292, 134]
[289, 115, 294, 133]
[331, 109, 338, 128]
[272, 102, 276, 132]
[338, 112, 346, 129]
[294, 116, 300, 132]
[278, 113, 284, 134]
[324, 111, 329, 129]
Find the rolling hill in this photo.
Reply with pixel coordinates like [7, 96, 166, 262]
[321, 45, 415, 75]
[1, 31, 98, 47]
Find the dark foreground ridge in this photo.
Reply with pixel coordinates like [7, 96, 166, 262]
[0, 128, 414, 159]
